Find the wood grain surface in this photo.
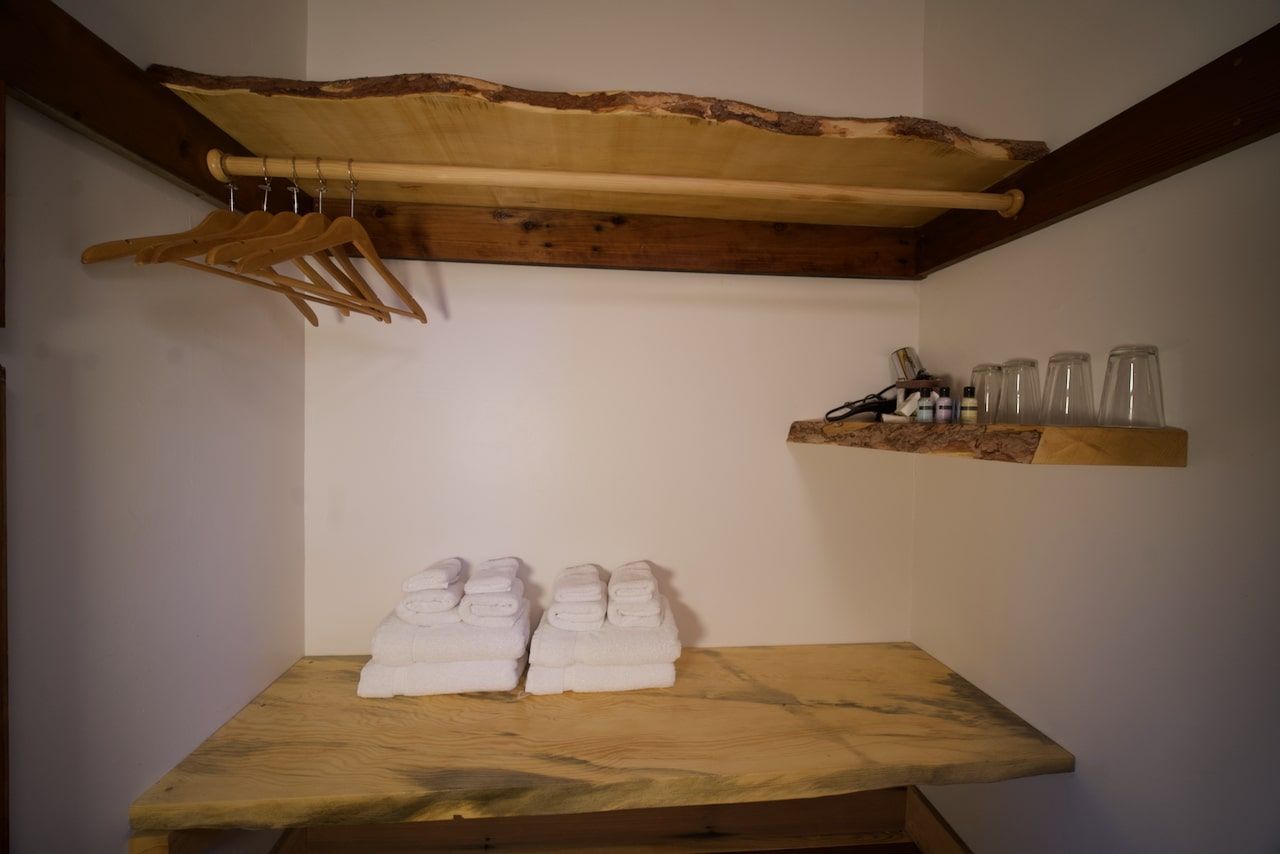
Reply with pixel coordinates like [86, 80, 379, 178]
[356, 201, 917, 279]
[788, 420, 1188, 467]
[152, 68, 1045, 229]
[131, 643, 1072, 831]
[304, 788, 912, 852]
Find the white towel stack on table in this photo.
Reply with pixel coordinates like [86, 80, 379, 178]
[358, 557, 531, 698]
[527, 561, 680, 694]
[546, 564, 607, 632]
[606, 560, 663, 629]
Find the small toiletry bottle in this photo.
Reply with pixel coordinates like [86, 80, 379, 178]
[917, 389, 936, 423]
[936, 387, 954, 423]
[960, 386, 978, 424]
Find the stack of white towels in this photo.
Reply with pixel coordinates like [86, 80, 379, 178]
[526, 560, 680, 694]
[358, 557, 531, 698]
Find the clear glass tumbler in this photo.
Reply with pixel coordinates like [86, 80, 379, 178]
[970, 363, 1003, 424]
[1041, 352, 1096, 426]
[996, 358, 1041, 424]
[1099, 344, 1165, 427]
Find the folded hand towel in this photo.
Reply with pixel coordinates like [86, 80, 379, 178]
[402, 557, 464, 592]
[395, 578, 464, 626]
[525, 661, 675, 695]
[371, 607, 531, 665]
[548, 600, 605, 632]
[607, 595, 662, 628]
[553, 564, 605, 603]
[358, 656, 526, 698]
[459, 579, 525, 619]
[465, 558, 520, 594]
[608, 560, 657, 601]
[460, 597, 530, 629]
[530, 596, 679, 667]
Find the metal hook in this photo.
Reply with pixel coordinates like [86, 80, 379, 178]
[314, 157, 327, 215]
[287, 156, 301, 214]
[221, 153, 236, 212]
[346, 158, 358, 218]
[259, 156, 272, 211]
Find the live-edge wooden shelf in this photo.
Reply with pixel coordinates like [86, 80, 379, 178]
[130, 643, 1072, 836]
[789, 419, 1188, 466]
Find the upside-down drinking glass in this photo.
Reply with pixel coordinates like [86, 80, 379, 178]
[1041, 352, 1096, 425]
[996, 358, 1041, 424]
[971, 363, 1002, 424]
[1099, 344, 1165, 427]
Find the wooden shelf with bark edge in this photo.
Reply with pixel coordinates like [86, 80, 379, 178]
[788, 420, 1188, 467]
[128, 644, 1072, 851]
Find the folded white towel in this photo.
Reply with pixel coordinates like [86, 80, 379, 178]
[465, 558, 520, 594]
[460, 597, 530, 629]
[530, 596, 679, 667]
[393, 608, 461, 628]
[548, 600, 605, 632]
[371, 608, 531, 665]
[402, 557, 463, 592]
[609, 561, 657, 601]
[553, 564, 605, 603]
[358, 656, 526, 698]
[525, 661, 675, 695]
[395, 578, 465, 626]
[459, 579, 526, 619]
[607, 595, 662, 628]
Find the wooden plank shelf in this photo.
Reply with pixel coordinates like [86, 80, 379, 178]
[788, 420, 1188, 467]
[130, 643, 1073, 833]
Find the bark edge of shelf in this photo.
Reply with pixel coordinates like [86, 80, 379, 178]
[787, 420, 1188, 467]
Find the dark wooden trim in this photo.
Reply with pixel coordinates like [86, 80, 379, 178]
[916, 23, 1280, 276]
[1, 365, 7, 853]
[0, 0, 300, 213]
[299, 788, 911, 853]
[359, 201, 918, 279]
[904, 788, 972, 854]
[1, 78, 6, 327]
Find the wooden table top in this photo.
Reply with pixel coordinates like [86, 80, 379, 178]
[131, 643, 1074, 830]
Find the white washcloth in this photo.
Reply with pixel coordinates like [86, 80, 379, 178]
[395, 578, 464, 625]
[548, 599, 605, 632]
[371, 608, 531, 665]
[609, 561, 657, 601]
[402, 557, 464, 592]
[460, 597, 529, 629]
[459, 579, 526, 619]
[530, 596, 679, 667]
[607, 595, 661, 628]
[525, 661, 675, 695]
[358, 656, 526, 698]
[553, 564, 605, 603]
[465, 558, 520, 594]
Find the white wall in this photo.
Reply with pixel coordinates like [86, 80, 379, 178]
[917, 3, 1280, 852]
[3, 2, 308, 851]
[301, 0, 924, 653]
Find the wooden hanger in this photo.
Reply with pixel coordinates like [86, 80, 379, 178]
[138, 210, 276, 264]
[81, 210, 241, 263]
[239, 215, 426, 323]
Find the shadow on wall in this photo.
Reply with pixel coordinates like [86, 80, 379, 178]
[649, 562, 704, 646]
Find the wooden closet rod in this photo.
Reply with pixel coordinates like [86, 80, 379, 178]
[207, 150, 1026, 217]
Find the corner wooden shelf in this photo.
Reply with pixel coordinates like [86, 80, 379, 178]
[130, 643, 1072, 849]
[788, 419, 1188, 467]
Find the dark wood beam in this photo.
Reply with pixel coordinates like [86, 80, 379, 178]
[1, 78, 7, 327]
[917, 23, 1280, 276]
[0, 0, 299, 214]
[359, 201, 918, 279]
